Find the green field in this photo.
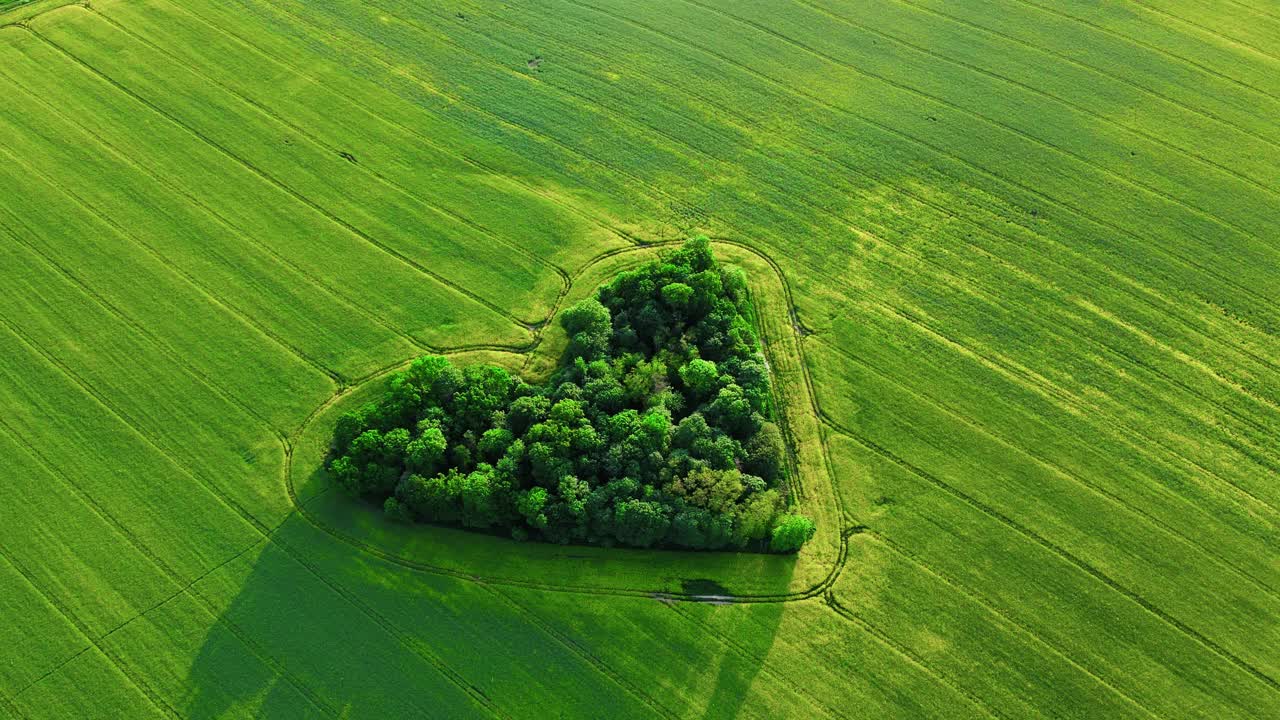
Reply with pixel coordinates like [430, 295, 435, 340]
[1, 0, 1277, 717]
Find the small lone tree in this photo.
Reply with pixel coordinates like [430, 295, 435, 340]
[770, 514, 816, 553]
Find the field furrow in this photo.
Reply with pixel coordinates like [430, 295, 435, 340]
[423, 0, 1280, 393]
[1004, 0, 1280, 98]
[808, 337, 1280, 678]
[478, 0, 1280, 416]
[107, 0, 624, 279]
[562, 0, 1280, 327]
[25, 6, 558, 328]
[826, 434, 1277, 718]
[893, 0, 1280, 144]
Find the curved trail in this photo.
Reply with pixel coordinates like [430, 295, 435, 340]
[280, 238, 855, 604]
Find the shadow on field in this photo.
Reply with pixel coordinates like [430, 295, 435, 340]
[178, 512, 795, 719]
[695, 599, 789, 720]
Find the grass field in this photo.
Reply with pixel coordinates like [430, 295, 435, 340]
[1, 0, 1277, 717]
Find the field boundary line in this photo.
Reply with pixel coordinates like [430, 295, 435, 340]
[744, 281, 803, 502]
[794, 0, 1280, 194]
[0, 63, 439, 366]
[823, 591, 1007, 720]
[1225, 0, 1280, 23]
[817, 411, 1280, 695]
[678, 0, 1280, 268]
[0, 137, 342, 385]
[1220, 0, 1280, 24]
[93, 1, 572, 320]
[19, 19, 536, 336]
[743, 232, 857, 535]
[0, 0, 41, 17]
[0, 0, 76, 25]
[514, 247, 655, 379]
[861, 530, 1167, 720]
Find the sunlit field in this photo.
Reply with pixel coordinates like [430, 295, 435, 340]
[1, 0, 1277, 717]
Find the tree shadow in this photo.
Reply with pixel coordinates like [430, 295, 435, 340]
[693, 599, 790, 720]
[179, 236, 813, 716]
[178, 511, 796, 719]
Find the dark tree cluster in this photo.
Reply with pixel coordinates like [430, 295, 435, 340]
[327, 237, 816, 552]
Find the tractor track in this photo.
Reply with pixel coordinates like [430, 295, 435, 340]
[281, 239, 853, 605]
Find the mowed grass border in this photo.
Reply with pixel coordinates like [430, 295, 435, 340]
[286, 240, 849, 600]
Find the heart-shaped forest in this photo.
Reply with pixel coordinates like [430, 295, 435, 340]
[324, 237, 816, 553]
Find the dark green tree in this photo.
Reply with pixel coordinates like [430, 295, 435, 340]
[743, 421, 786, 483]
[613, 498, 671, 548]
[561, 296, 612, 360]
[326, 237, 814, 552]
[678, 358, 720, 400]
[406, 426, 447, 474]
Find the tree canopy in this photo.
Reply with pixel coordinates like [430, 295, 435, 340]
[327, 237, 815, 552]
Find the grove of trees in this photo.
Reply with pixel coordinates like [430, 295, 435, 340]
[328, 237, 816, 552]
